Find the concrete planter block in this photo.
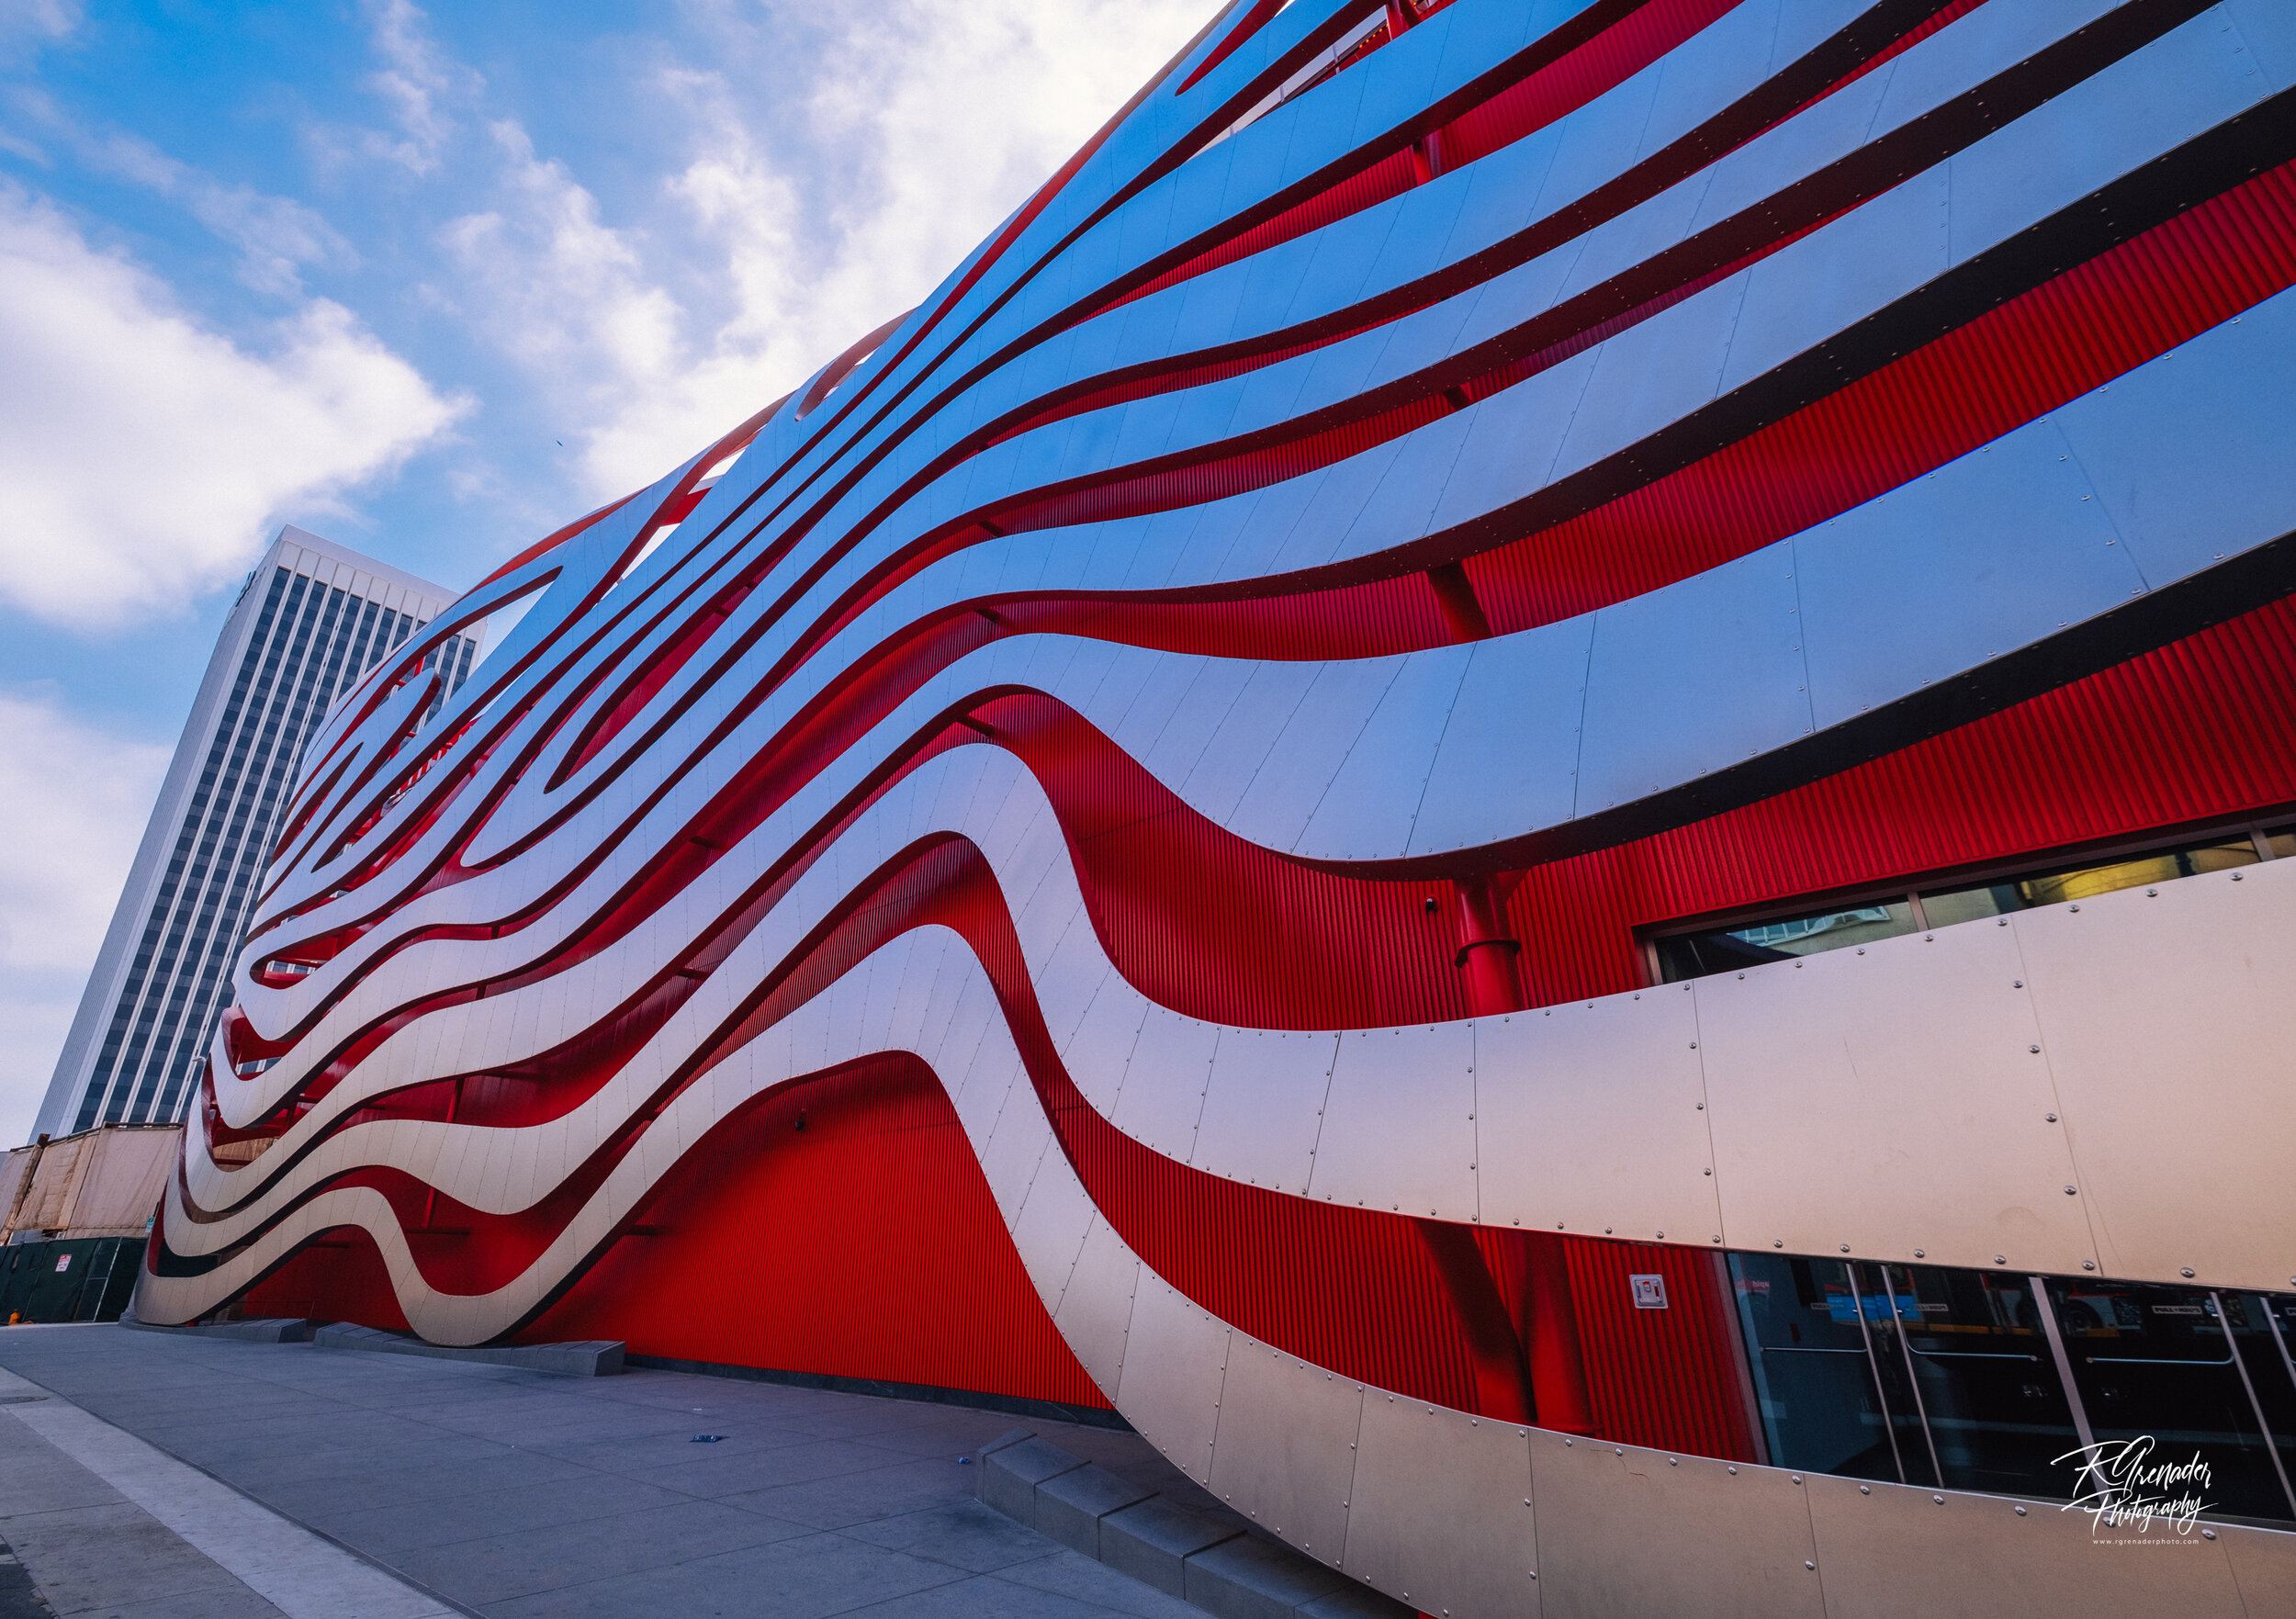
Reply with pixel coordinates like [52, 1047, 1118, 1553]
[1185, 1535, 1349, 1619]
[1035, 1461, 1154, 1557]
[979, 1434, 1086, 1526]
[1100, 1496, 1246, 1598]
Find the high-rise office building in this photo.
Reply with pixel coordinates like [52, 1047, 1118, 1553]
[32, 527, 481, 1139]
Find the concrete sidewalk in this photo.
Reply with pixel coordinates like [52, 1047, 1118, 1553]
[0, 1325, 1225, 1618]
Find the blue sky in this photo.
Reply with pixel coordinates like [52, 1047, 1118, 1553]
[0, 0, 1210, 1141]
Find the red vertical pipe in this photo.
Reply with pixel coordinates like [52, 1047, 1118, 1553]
[1454, 876, 1525, 1015]
[1521, 1231, 1598, 1434]
[1413, 1218, 1535, 1422]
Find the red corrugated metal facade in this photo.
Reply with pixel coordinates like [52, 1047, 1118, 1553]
[197, 0, 2296, 1490]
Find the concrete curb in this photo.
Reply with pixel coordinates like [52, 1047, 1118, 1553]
[313, 1323, 624, 1376]
[973, 1429, 1412, 1619]
[122, 1318, 314, 1343]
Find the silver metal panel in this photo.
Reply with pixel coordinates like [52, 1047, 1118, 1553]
[1575, 546, 1808, 815]
[1054, 1214, 1140, 1400]
[1109, 1012, 1218, 1164]
[1057, 984, 1145, 1119]
[1871, 0, 2116, 134]
[1796, 419, 2141, 729]
[1225, 658, 1409, 857]
[2220, 1520, 2296, 1616]
[1206, 1338, 1364, 1567]
[1344, 1395, 1537, 1619]
[1719, 169, 1948, 399]
[1193, 1028, 1336, 1196]
[2018, 860, 2296, 1293]
[1802, 1470, 2247, 1618]
[1338, 422, 1469, 557]
[2228, 0, 2296, 90]
[1551, 270, 1750, 488]
[1008, 1148, 1100, 1318]
[1474, 993, 1719, 1245]
[1115, 1277, 1231, 1485]
[1297, 646, 1473, 860]
[1424, 351, 1602, 537]
[1310, 1023, 1474, 1223]
[1528, 1433, 1824, 1619]
[1409, 623, 1593, 856]
[1945, 14, 2263, 270]
[1697, 916, 2096, 1276]
[2055, 286, 2296, 590]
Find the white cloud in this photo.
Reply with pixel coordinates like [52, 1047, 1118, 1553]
[356, 0, 478, 175]
[440, 120, 684, 393]
[85, 127, 354, 295]
[0, 182, 466, 628]
[0, 690, 169, 1143]
[0, 0, 79, 56]
[427, 0, 1209, 497]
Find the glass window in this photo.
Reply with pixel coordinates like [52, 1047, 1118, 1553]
[1926, 838, 2260, 924]
[1657, 901, 1916, 983]
[1728, 1254, 1908, 1484]
[1882, 1266, 2083, 1500]
[2047, 1280, 2296, 1524]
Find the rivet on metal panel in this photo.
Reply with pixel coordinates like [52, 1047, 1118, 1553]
[1669, 1457, 1677, 1466]
[1792, 1476, 1802, 1484]
[1925, 935, 1934, 942]
[1915, 1249, 1926, 1258]
[1705, 1169, 1713, 1176]
[2233, 872, 2244, 881]
[2069, 905, 2080, 912]
[2014, 979, 2024, 987]
[1714, 1235, 1722, 1242]
[1728, 1466, 1737, 1474]
[1615, 1447, 1624, 1456]
[1934, 1496, 1945, 1505]
[1605, 1227, 1613, 1234]
[1861, 1486, 1870, 1494]
[2083, 1262, 2097, 1271]
[1806, 1561, 1818, 1571]
[1840, 1244, 1851, 1254]
[1688, 1041, 1697, 1050]
[2065, 1186, 2077, 1196]
[1857, 948, 1864, 955]
[1657, 1231, 1665, 1238]
[1696, 1102, 1705, 1109]
[1565, 1439, 1573, 1446]
[2146, 888, 2158, 897]
[1774, 1240, 1784, 1248]
[2182, 1268, 2196, 1278]
[1995, 1256, 2008, 1265]
[2029, 1046, 2042, 1054]
[2203, 1529, 2218, 1540]
[2045, 1113, 2056, 1122]
[1998, 918, 2009, 926]
[2016, 1507, 2027, 1516]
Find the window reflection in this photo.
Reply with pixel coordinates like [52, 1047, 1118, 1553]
[1928, 838, 2258, 921]
[1728, 1251, 2296, 1523]
[1729, 1254, 1905, 1484]
[1653, 826, 2282, 983]
[2046, 1280, 2296, 1523]
[1657, 903, 1915, 983]
[1883, 1266, 2080, 1499]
